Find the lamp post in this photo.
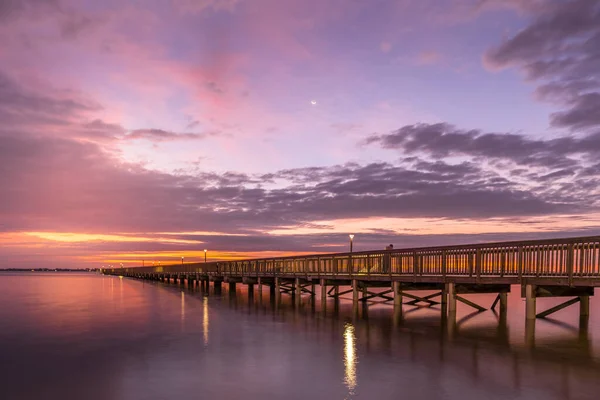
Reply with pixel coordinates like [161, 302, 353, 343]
[181, 257, 184, 265]
[204, 249, 207, 263]
[349, 234, 354, 253]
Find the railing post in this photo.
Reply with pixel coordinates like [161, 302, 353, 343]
[567, 243, 574, 286]
[468, 251, 474, 278]
[442, 250, 447, 279]
[413, 251, 418, 280]
[317, 257, 321, 279]
[475, 249, 481, 281]
[518, 246, 523, 282]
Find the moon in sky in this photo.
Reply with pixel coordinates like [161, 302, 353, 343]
[310, 100, 317, 105]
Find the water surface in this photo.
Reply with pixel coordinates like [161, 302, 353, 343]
[1, 272, 600, 400]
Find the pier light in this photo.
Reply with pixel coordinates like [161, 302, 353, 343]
[181, 256, 184, 265]
[204, 249, 207, 263]
[349, 234, 354, 253]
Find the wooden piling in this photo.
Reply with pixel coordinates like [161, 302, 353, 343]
[525, 284, 536, 320]
[447, 283, 456, 314]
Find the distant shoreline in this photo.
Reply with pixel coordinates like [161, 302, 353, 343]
[0, 269, 98, 272]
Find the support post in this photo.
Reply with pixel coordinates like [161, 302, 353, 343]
[393, 281, 402, 308]
[352, 280, 359, 305]
[580, 295, 590, 317]
[275, 278, 281, 304]
[320, 279, 327, 303]
[295, 278, 301, 306]
[447, 282, 456, 314]
[525, 284, 536, 320]
[525, 318, 535, 349]
[499, 292, 508, 315]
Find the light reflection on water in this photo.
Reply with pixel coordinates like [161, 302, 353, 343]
[1, 272, 600, 400]
[343, 323, 357, 395]
[203, 296, 209, 346]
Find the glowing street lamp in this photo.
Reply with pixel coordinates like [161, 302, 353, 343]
[349, 234, 354, 253]
[181, 256, 184, 265]
[204, 249, 207, 263]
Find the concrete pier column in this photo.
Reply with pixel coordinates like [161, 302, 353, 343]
[580, 296, 590, 317]
[295, 278, 301, 306]
[499, 292, 508, 315]
[352, 280, 359, 305]
[525, 284, 536, 320]
[214, 281, 222, 294]
[393, 281, 402, 308]
[362, 284, 368, 303]
[229, 282, 237, 295]
[311, 283, 316, 298]
[258, 277, 262, 293]
[248, 284, 254, 299]
[446, 283, 456, 314]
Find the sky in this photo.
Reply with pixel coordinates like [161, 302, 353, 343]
[1, 0, 599, 269]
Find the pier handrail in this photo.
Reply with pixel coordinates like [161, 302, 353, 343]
[106, 235, 600, 282]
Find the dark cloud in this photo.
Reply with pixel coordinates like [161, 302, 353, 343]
[0, 0, 61, 20]
[0, 70, 100, 128]
[366, 122, 600, 169]
[550, 93, 600, 130]
[1, 128, 592, 242]
[484, 0, 600, 131]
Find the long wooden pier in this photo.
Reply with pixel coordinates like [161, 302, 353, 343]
[104, 235, 600, 321]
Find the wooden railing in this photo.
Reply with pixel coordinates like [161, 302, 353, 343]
[107, 235, 600, 281]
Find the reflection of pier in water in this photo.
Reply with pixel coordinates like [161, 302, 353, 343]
[185, 281, 600, 399]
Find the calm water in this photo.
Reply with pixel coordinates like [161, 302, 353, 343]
[1, 273, 600, 400]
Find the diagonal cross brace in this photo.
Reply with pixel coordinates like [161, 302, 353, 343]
[455, 295, 486, 312]
[401, 292, 440, 306]
[405, 291, 442, 306]
[536, 297, 580, 319]
[329, 288, 353, 298]
[360, 289, 394, 302]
